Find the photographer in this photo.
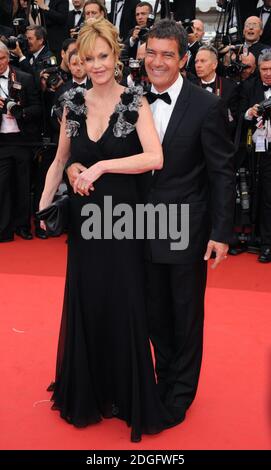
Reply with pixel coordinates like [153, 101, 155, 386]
[240, 50, 271, 262]
[186, 19, 205, 75]
[123, 2, 153, 60]
[242, 16, 269, 63]
[11, 25, 54, 88]
[84, 0, 107, 22]
[0, 40, 41, 242]
[195, 45, 239, 136]
[109, 0, 139, 41]
[257, 0, 271, 47]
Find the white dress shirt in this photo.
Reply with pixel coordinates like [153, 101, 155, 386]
[149, 74, 183, 143]
[114, 0, 125, 32]
[0, 67, 20, 134]
[73, 9, 83, 27]
[261, 8, 271, 28]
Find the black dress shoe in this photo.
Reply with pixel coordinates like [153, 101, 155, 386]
[35, 227, 48, 239]
[15, 228, 33, 240]
[258, 248, 271, 263]
[0, 235, 14, 243]
[228, 245, 247, 255]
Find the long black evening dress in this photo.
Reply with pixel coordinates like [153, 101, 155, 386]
[48, 86, 173, 442]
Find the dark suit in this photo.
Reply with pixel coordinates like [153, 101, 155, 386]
[186, 41, 201, 75]
[109, 0, 139, 40]
[0, 67, 41, 239]
[247, 41, 270, 62]
[257, 6, 271, 46]
[0, 0, 13, 27]
[146, 78, 235, 420]
[239, 76, 271, 249]
[200, 75, 240, 137]
[19, 44, 54, 89]
[39, 0, 69, 59]
[66, 9, 84, 37]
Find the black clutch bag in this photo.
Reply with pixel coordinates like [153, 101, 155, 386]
[36, 195, 69, 237]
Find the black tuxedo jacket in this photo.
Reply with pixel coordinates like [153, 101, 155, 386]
[146, 79, 235, 264]
[19, 45, 54, 89]
[109, 0, 139, 40]
[66, 9, 84, 36]
[257, 6, 271, 46]
[239, 76, 266, 125]
[186, 41, 201, 75]
[0, 67, 41, 140]
[40, 0, 69, 56]
[201, 75, 240, 134]
[248, 41, 270, 62]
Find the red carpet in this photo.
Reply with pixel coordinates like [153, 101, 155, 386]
[1, 236, 271, 450]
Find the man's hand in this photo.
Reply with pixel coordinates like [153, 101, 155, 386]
[204, 240, 229, 269]
[132, 26, 141, 41]
[10, 41, 23, 59]
[67, 162, 87, 189]
[73, 162, 104, 195]
[0, 98, 5, 110]
[247, 104, 259, 119]
[35, 0, 49, 10]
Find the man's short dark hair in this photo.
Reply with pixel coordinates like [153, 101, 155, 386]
[62, 38, 76, 53]
[146, 19, 188, 59]
[136, 2, 153, 13]
[26, 25, 47, 43]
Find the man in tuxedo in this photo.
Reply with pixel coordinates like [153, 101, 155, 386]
[144, 20, 235, 423]
[239, 49, 271, 263]
[0, 40, 41, 241]
[67, 0, 85, 38]
[195, 45, 239, 136]
[123, 1, 153, 60]
[11, 25, 54, 88]
[185, 19, 205, 75]
[257, 0, 271, 46]
[242, 16, 270, 63]
[33, 0, 69, 61]
[109, 0, 140, 40]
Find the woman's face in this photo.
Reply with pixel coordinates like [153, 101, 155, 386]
[82, 36, 116, 86]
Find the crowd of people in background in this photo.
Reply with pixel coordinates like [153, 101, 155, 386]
[0, 0, 271, 263]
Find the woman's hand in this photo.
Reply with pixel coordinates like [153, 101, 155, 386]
[73, 162, 104, 196]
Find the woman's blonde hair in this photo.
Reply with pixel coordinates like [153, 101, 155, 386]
[77, 18, 123, 81]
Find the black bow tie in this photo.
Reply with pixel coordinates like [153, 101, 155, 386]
[73, 10, 82, 15]
[72, 82, 86, 88]
[147, 91, 172, 105]
[263, 84, 271, 92]
[0, 75, 8, 79]
[201, 82, 215, 90]
[263, 8, 271, 14]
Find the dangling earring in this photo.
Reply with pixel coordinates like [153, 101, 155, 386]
[114, 64, 119, 78]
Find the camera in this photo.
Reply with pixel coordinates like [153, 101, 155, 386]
[4, 34, 28, 52]
[226, 60, 249, 78]
[39, 57, 63, 89]
[13, 17, 27, 35]
[128, 58, 149, 87]
[0, 98, 23, 119]
[257, 97, 271, 120]
[182, 19, 194, 35]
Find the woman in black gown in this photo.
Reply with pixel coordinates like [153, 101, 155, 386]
[39, 18, 174, 442]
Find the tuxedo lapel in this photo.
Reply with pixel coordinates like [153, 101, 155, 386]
[162, 78, 190, 152]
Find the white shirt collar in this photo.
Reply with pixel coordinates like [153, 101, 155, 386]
[0, 66, 9, 79]
[72, 77, 87, 86]
[33, 46, 45, 59]
[151, 74, 183, 101]
[201, 74, 216, 85]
